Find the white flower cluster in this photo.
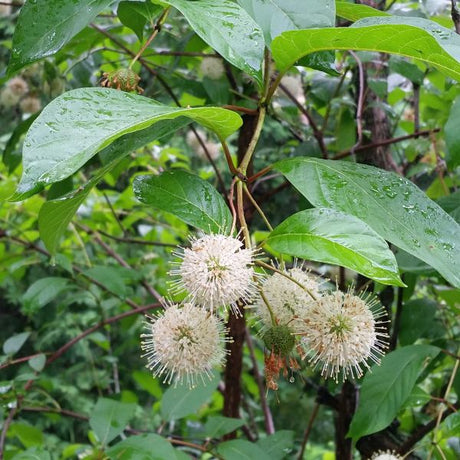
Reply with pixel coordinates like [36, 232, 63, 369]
[142, 234, 256, 387]
[370, 450, 403, 460]
[1, 76, 42, 113]
[185, 128, 220, 160]
[254, 266, 388, 383]
[200, 56, 225, 80]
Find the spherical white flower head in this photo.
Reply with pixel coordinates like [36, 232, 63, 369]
[19, 96, 41, 114]
[0, 88, 20, 108]
[141, 303, 227, 388]
[277, 74, 306, 104]
[172, 234, 256, 314]
[370, 450, 403, 460]
[7, 77, 29, 97]
[200, 57, 225, 80]
[0, 4, 12, 16]
[185, 128, 206, 150]
[299, 290, 388, 382]
[255, 267, 320, 332]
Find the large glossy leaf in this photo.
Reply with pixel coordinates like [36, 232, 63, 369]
[89, 398, 136, 446]
[266, 208, 404, 286]
[275, 158, 460, 288]
[238, 0, 335, 44]
[335, 1, 389, 22]
[12, 88, 242, 200]
[161, 371, 219, 421]
[7, 0, 114, 76]
[348, 345, 440, 441]
[133, 170, 232, 233]
[38, 118, 190, 255]
[445, 95, 460, 167]
[272, 17, 460, 81]
[161, 0, 264, 84]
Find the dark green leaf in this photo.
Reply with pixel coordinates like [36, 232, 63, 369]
[267, 208, 404, 286]
[272, 18, 460, 81]
[89, 398, 136, 446]
[238, 0, 335, 44]
[348, 345, 440, 441]
[82, 266, 130, 298]
[106, 434, 178, 460]
[161, 371, 219, 421]
[217, 440, 270, 460]
[133, 170, 232, 233]
[202, 416, 245, 438]
[23, 277, 70, 311]
[399, 299, 437, 346]
[10, 422, 43, 448]
[335, 1, 389, 22]
[256, 430, 294, 460]
[28, 354, 46, 372]
[8, 447, 51, 460]
[11, 88, 242, 200]
[445, 95, 460, 167]
[3, 332, 31, 355]
[161, 0, 264, 84]
[117, 1, 162, 41]
[7, 0, 114, 76]
[389, 57, 425, 86]
[275, 158, 460, 288]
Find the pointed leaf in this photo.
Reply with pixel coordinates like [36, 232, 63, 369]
[89, 398, 136, 446]
[275, 157, 460, 288]
[267, 208, 404, 286]
[238, 0, 335, 44]
[23, 277, 71, 311]
[202, 416, 245, 439]
[161, 0, 264, 83]
[348, 345, 440, 441]
[133, 170, 232, 233]
[3, 332, 31, 356]
[106, 434, 178, 460]
[12, 88, 242, 200]
[7, 0, 114, 76]
[445, 95, 460, 167]
[256, 431, 294, 460]
[217, 440, 270, 460]
[272, 17, 460, 81]
[335, 1, 389, 22]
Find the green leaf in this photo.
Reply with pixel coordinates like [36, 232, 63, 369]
[238, 0, 335, 44]
[89, 398, 136, 446]
[348, 345, 440, 441]
[3, 332, 31, 355]
[272, 17, 460, 81]
[82, 266, 130, 298]
[38, 118, 190, 255]
[7, 0, 114, 76]
[256, 430, 294, 460]
[117, 1, 162, 41]
[266, 208, 404, 286]
[28, 354, 46, 372]
[275, 158, 460, 288]
[202, 416, 245, 438]
[445, 95, 460, 167]
[217, 440, 270, 460]
[23, 277, 70, 311]
[161, 0, 264, 84]
[133, 170, 232, 234]
[399, 299, 437, 346]
[335, 1, 389, 22]
[106, 434, 178, 460]
[10, 422, 43, 448]
[9, 447, 51, 460]
[12, 88, 242, 200]
[161, 371, 219, 421]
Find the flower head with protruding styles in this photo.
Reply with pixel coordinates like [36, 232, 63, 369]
[298, 289, 388, 382]
[171, 233, 257, 314]
[141, 303, 228, 388]
[254, 266, 321, 332]
[370, 450, 403, 460]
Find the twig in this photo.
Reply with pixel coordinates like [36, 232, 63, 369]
[297, 402, 320, 460]
[451, 1, 460, 34]
[349, 51, 365, 156]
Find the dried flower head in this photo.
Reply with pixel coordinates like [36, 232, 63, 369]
[370, 450, 403, 460]
[7, 77, 29, 97]
[100, 68, 143, 93]
[254, 266, 321, 332]
[19, 96, 41, 114]
[171, 234, 256, 314]
[298, 289, 388, 382]
[200, 57, 225, 80]
[141, 303, 228, 388]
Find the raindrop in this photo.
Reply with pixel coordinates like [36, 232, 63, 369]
[289, 376, 295, 383]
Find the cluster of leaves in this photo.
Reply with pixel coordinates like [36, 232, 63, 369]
[1, 0, 460, 459]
